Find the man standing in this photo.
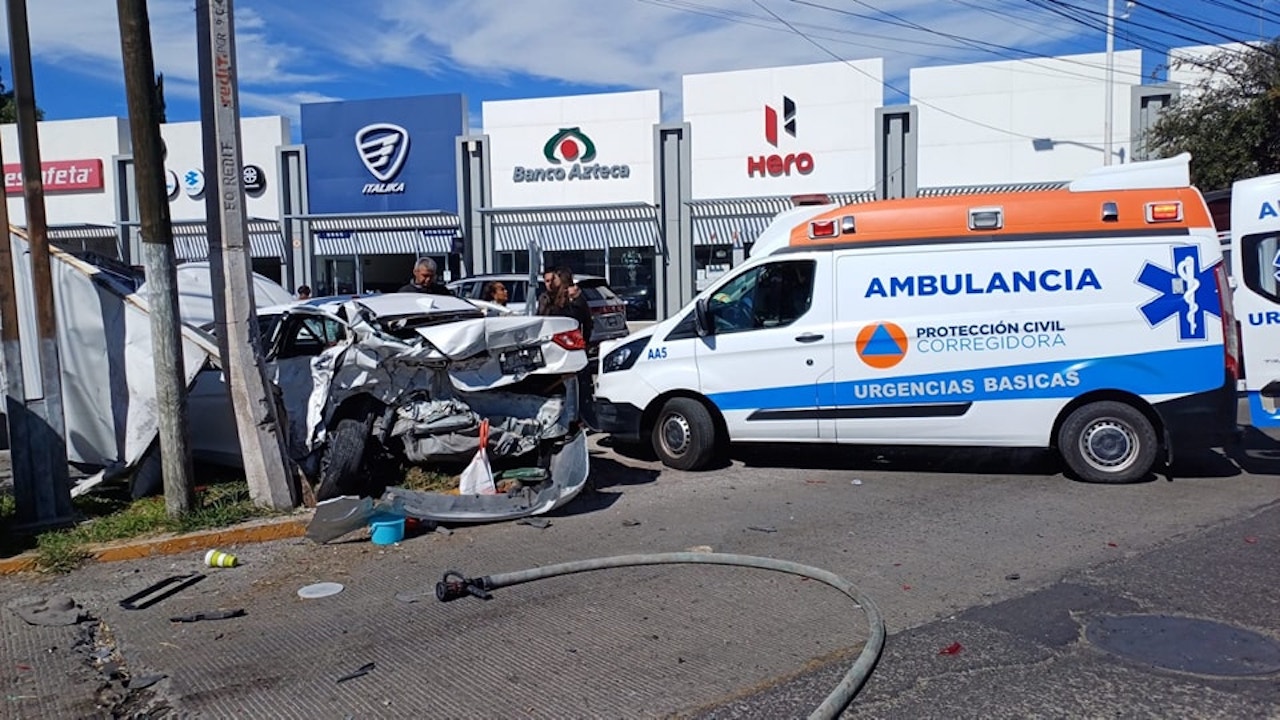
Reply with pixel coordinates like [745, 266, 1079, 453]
[399, 257, 453, 296]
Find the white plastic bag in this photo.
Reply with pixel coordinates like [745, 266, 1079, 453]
[458, 420, 496, 495]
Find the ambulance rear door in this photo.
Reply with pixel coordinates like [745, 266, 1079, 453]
[1229, 173, 1280, 427]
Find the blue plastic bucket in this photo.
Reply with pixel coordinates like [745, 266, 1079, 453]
[369, 513, 406, 545]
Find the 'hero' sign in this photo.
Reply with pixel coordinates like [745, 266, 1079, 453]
[4, 159, 104, 194]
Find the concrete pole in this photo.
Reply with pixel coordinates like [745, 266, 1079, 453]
[195, 0, 295, 509]
[118, 0, 195, 517]
[5, 0, 72, 527]
[1104, 0, 1116, 166]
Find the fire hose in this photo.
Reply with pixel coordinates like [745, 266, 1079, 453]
[436, 552, 886, 719]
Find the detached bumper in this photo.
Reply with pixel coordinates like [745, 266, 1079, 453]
[594, 398, 643, 443]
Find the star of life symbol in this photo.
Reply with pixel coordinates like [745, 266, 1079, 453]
[355, 123, 410, 182]
[1137, 246, 1219, 341]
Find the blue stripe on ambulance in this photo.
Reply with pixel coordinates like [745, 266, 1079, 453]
[708, 345, 1224, 413]
[1247, 392, 1280, 428]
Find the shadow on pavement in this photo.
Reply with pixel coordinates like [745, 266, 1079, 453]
[729, 443, 1065, 477]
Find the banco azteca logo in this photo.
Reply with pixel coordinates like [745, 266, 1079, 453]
[765, 96, 796, 147]
[544, 127, 597, 164]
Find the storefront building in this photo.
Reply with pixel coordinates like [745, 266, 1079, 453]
[479, 90, 661, 296]
[682, 60, 884, 289]
[1, 117, 128, 257]
[297, 94, 467, 294]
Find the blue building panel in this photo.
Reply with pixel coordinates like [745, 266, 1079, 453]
[301, 94, 466, 214]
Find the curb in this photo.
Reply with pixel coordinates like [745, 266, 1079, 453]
[0, 512, 313, 575]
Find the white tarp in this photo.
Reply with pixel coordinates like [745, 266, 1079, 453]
[7, 232, 216, 469]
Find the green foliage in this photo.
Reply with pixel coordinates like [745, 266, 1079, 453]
[1145, 41, 1280, 190]
[0, 69, 45, 124]
[2, 481, 277, 573]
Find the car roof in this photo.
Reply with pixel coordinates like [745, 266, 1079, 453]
[447, 273, 607, 285]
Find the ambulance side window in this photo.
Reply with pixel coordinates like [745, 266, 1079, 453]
[1241, 232, 1280, 302]
[707, 260, 815, 334]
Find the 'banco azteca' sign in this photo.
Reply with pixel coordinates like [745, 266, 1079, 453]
[513, 127, 631, 183]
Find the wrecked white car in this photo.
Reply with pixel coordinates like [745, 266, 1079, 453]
[190, 293, 590, 508]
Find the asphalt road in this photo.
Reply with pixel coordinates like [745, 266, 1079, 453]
[2, 426, 1279, 717]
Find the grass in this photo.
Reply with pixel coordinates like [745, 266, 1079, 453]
[400, 465, 459, 493]
[1, 479, 279, 573]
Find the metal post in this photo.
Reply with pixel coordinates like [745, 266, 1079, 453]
[653, 123, 693, 320]
[6, 0, 72, 527]
[1104, 0, 1116, 167]
[118, 0, 195, 517]
[195, 0, 295, 509]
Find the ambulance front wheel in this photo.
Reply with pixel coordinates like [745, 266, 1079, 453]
[1058, 401, 1158, 483]
[652, 397, 718, 471]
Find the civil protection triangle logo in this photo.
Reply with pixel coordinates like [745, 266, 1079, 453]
[544, 128, 597, 164]
[355, 123, 410, 182]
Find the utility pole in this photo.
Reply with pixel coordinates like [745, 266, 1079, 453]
[1104, 0, 1116, 166]
[194, 0, 295, 509]
[118, 0, 195, 517]
[5, 0, 72, 527]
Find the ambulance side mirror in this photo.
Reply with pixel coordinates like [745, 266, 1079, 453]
[694, 298, 713, 337]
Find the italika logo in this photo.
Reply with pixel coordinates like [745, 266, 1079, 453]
[513, 127, 631, 183]
[543, 127, 597, 164]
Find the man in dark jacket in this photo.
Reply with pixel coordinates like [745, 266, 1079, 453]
[398, 257, 454, 296]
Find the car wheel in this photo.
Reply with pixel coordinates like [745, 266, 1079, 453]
[1057, 401, 1157, 483]
[316, 413, 374, 501]
[651, 397, 718, 471]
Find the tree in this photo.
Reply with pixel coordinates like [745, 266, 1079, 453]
[1145, 41, 1280, 191]
[0, 69, 45, 123]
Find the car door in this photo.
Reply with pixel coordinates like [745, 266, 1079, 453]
[695, 257, 832, 441]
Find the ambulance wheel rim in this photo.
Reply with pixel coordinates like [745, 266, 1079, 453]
[1079, 419, 1138, 472]
[659, 413, 692, 457]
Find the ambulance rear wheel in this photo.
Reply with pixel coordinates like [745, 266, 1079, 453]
[1058, 401, 1157, 483]
[652, 398, 717, 471]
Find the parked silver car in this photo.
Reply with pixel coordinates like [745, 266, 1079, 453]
[447, 273, 629, 343]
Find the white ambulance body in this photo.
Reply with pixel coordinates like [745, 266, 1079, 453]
[593, 154, 1240, 483]
[1227, 172, 1280, 428]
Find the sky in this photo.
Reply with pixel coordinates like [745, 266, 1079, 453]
[0, 0, 1275, 140]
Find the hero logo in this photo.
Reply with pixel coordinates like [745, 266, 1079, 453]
[748, 96, 814, 178]
[355, 123, 410, 195]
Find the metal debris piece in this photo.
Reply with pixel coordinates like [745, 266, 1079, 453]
[119, 574, 205, 611]
[170, 609, 246, 623]
[516, 517, 551, 529]
[336, 662, 376, 684]
[747, 526, 778, 534]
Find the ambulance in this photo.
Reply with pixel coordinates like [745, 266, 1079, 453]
[593, 154, 1240, 483]
[1225, 171, 1280, 429]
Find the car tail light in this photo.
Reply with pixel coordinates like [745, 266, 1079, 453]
[591, 303, 626, 315]
[1214, 263, 1240, 380]
[552, 329, 586, 350]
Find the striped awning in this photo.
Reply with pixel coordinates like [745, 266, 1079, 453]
[313, 229, 456, 256]
[168, 219, 285, 261]
[688, 192, 875, 246]
[485, 205, 658, 252]
[46, 224, 117, 241]
[308, 212, 461, 232]
[918, 182, 1067, 196]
